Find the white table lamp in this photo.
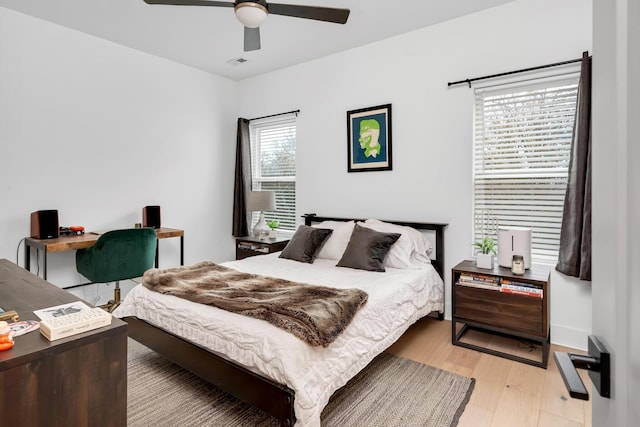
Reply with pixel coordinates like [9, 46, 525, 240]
[247, 191, 276, 239]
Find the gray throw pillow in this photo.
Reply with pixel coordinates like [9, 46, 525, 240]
[336, 223, 401, 272]
[279, 225, 333, 263]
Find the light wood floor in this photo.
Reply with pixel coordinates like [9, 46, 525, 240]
[385, 317, 592, 427]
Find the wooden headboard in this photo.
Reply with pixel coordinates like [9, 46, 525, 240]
[302, 214, 448, 280]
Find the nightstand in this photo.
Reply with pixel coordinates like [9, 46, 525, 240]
[451, 260, 550, 368]
[235, 236, 290, 260]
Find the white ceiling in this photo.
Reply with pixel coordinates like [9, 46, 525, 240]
[0, 0, 515, 81]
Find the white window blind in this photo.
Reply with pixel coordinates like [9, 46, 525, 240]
[250, 114, 297, 232]
[473, 76, 579, 263]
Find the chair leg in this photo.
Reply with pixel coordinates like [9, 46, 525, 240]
[114, 281, 121, 304]
[100, 281, 122, 313]
[110, 280, 122, 312]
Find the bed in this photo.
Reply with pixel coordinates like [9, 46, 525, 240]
[114, 214, 447, 426]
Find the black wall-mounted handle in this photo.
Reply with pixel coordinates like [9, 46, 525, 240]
[554, 335, 610, 400]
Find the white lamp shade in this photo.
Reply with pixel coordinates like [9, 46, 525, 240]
[247, 191, 276, 212]
[234, 3, 268, 28]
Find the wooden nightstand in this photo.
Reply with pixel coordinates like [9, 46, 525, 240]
[235, 236, 290, 260]
[451, 260, 550, 368]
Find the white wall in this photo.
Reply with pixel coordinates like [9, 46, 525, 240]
[0, 7, 238, 305]
[237, 0, 593, 349]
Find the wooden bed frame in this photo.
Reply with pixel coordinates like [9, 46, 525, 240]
[124, 215, 447, 427]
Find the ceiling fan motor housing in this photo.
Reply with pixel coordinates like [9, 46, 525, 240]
[234, 0, 269, 28]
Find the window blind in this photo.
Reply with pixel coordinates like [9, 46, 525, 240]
[250, 114, 297, 231]
[473, 77, 579, 263]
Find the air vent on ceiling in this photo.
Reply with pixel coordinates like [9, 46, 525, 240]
[227, 57, 248, 66]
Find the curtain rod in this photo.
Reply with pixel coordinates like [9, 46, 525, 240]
[447, 55, 588, 88]
[249, 109, 300, 121]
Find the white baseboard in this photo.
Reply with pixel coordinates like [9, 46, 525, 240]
[550, 323, 590, 351]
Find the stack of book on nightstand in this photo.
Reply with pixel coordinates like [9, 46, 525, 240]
[457, 272, 500, 291]
[238, 241, 269, 253]
[500, 279, 543, 298]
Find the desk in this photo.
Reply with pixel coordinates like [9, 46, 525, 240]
[24, 227, 184, 280]
[0, 259, 127, 426]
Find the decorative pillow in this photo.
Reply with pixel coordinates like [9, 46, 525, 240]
[279, 225, 333, 263]
[336, 224, 401, 272]
[314, 220, 356, 260]
[363, 219, 432, 268]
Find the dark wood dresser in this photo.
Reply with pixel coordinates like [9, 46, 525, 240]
[0, 259, 127, 426]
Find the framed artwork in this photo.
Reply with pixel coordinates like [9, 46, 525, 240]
[346, 104, 392, 172]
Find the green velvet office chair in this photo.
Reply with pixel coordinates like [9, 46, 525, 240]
[76, 228, 157, 312]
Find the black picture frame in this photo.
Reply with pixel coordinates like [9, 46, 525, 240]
[346, 104, 392, 172]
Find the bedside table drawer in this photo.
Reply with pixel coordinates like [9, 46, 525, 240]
[454, 285, 544, 336]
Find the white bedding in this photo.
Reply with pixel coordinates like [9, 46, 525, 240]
[114, 253, 444, 427]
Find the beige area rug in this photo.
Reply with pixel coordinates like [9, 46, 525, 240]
[128, 339, 475, 427]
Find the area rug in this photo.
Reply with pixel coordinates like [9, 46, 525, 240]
[128, 339, 475, 427]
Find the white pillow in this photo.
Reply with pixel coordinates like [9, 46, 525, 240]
[313, 220, 356, 260]
[362, 219, 432, 268]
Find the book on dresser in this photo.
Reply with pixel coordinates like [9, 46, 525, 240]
[34, 301, 112, 341]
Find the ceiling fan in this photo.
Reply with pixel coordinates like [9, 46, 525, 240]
[143, 0, 350, 52]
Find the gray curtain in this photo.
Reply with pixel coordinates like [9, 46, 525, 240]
[556, 52, 591, 281]
[232, 118, 252, 237]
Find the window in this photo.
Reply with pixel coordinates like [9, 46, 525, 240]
[473, 75, 579, 264]
[250, 114, 297, 232]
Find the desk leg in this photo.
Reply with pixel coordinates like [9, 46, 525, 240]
[43, 251, 48, 280]
[24, 244, 31, 272]
[155, 240, 160, 268]
[180, 236, 184, 266]
[24, 245, 48, 280]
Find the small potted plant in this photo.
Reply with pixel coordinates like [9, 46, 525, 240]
[474, 236, 496, 269]
[266, 220, 280, 239]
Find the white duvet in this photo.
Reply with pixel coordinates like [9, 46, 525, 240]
[114, 253, 444, 426]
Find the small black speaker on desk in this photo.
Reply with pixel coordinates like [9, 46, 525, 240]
[143, 206, 161, 229]
[30, 210, 59, 239]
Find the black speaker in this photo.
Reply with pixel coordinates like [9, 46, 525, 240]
[30, 210, 59, 239]
[143, 206, 161, 229]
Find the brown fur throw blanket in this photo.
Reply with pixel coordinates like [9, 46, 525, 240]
[142, 261, 368, 347]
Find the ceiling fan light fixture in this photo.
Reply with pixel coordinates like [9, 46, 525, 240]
[234, 2, 268, 28]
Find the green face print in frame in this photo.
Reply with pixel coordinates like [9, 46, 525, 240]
[347, 104, 392, 172]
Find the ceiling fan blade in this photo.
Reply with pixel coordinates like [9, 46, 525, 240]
[143, 0, 233, 7]
[267, 3, 350, 24]
[244, 26, 261, 51]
